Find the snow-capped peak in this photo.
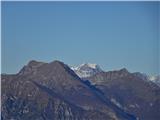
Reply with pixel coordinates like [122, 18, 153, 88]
[148, 75, 159, 81]
[71, 63, 103, 78]
[148, 75, 160, 86]
[83, 63, 97, 69]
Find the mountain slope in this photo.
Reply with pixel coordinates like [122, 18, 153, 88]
[2, 60, 136, 120]
[87, 69, 160, 120]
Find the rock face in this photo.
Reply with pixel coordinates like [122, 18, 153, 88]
[87, 69, 160, 120]
[1, 60, 136, 120]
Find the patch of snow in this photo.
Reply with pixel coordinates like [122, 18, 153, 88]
[111, 98, 123, 109]
[129, 104, 139, 109]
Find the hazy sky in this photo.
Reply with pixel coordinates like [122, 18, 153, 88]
[2, 2, 159, 75]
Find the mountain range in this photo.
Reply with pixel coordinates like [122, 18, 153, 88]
[71, 63, 160, 86]
[1, 60, 160, 120]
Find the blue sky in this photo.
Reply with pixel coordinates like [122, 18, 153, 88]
[2, 2, 159, 75]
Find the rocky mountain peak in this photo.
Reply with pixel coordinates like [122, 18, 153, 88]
[48, 60, 80, 80]
[27, 60, 44, 67]
[50, 60, 64, 66]
[118, 68, 130, 76]
[119, 68, 128, 73]
[18, 60, 45, 75]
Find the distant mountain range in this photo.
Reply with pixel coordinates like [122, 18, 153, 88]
[71, 63, 160, 86]
[1, 60, 160, 120]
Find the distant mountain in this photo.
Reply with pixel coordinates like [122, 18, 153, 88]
[2, 60, 136, 120]
[132, 72, 149, 81]
[87, 69, 160, 120]
[148, 75, 160, 87]
[132, 72, 160, 87]
[71, 63, 103, 78]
